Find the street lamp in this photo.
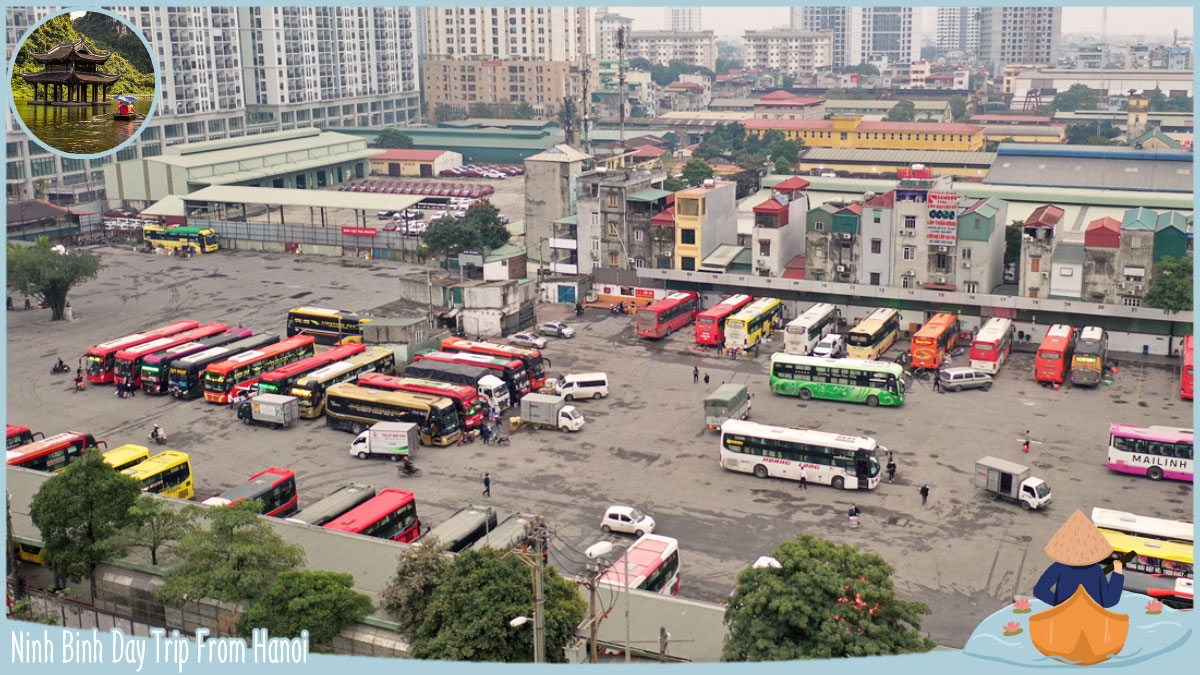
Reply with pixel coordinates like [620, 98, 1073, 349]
[509, 615, 534, 662]
[586, 540, 631, 663]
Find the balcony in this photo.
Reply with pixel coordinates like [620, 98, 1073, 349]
[549, 237, 577, 250]
[549, 262, 579, 275]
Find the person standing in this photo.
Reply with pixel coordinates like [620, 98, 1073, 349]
[932, 372, 942, 393]
[1023, 431, 1031, 454]
[482, 472, 491, 497]
[887, 457, 897, 483]
[693, 366, 699, 384]
[799, 466, 808, 490]
[920, 483, 930, 506]
[703, 373, 710, 385]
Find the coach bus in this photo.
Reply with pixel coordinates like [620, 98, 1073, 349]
[114, 323, 229, 388]
[6, 424, 43, 450]
[969, 317, 1015, 374]
[123, 451, 195, 500]
[783, 303, 840, 356]
[910, 313, 960, 371]
[169, 334, 279, 399]
[597, 533, 681, 596]
[695, 294, 753, 347]
[286, 307, 373, 346]
[102, 444, 151, 473]
[1070, 326, 1108, 386]
[401, 360, 511, 412]
[1092, 507, 1193, 580]
[84, 320, 199, 384]
[769, 354, 905, 407]
[141, 328, 254, 394]
[636, 291, 699, 339]
[424, 504, 498, 552]
[1107, 423, 1193, 483]
[1035, 324, 1075, 384]
[440, 337, 549, 392]
[203, 335, 315, 404]
[1183, 335, 1194, 400]
[325, 383, 462, 446]
[288, 347, 398, 418]
[414, 351, 530, 401]
[7, 432, 106, 472]
[720, 419, 882, 490]
[288, 483, 377, 527]
[142, 224, 219, 254]
[202, 468, 299, 517]
[357, 373, 485, 430]
[846, 308, 900, 361]
[324, 488, 421, 543]
[470, 512, 538, 552]
[255, 343, 366, 396]
[724, 297, 783, 352]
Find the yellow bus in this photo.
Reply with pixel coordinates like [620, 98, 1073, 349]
[142, 224, 219, 253]
[847, 308, 901, 360]
[286, 307, 373, 346]
[723, 297, 783, 351]
[123, 451, 195, 500]
[291, 346, 398, 418]
[103, 444, 151, 472]
[325, 383, 462, 446]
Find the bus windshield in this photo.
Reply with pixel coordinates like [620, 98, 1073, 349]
[847, 333, 871, 346]
[698, 317, 715, 325]
[434, 404, 460, 432]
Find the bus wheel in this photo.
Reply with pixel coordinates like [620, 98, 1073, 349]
[270, 423, 280, 430]
[798, 388, 813, 400]
[1147, 466, 1164, 481]
[753, 464, 768, 479]
[352, 422, 365, 435]
[832, 476, 845, 490]
[241, 417, 251, 425]
[866, 395, 879, 407]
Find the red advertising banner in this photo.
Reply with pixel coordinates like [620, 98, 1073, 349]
[342, 226, 378, 237]
[634, 288, 656, 299]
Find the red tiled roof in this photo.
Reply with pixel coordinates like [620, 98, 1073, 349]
[652, 206, 675, 226]
[741, 118, 983, 133]
[753, 198, 788, 214]
[632, 144, 665, 157]
[782, 268, 806, 280]
[773, 176, 810, 192]
[1025, 204, 1065, 229]
[784, 254, 805, 270]
[371, 149, 449, 161]
[667, 82, 703, 91]
[760, 89, 799, 101]
[838, 203, 863, 215]
[865, 191, 894, 208]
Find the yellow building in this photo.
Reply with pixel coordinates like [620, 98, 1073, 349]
[369, 149, 462, 177]
[744, 116, 986, 152]
[673, 180, 737, 271]
[982, 125, 1065, 144]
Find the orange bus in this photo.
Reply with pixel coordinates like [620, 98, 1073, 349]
[440, 337, 549, 392]
[84, 320, 199, 384]
[910, 313, 960, 370]
[1182, 335, 1193, 401]
[7, 432, 107, 472]
[203, 335, 315, 403]
[1035, 324, 1075, 384]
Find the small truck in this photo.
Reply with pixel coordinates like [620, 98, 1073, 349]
[351, 421, 421, 461]
[518, 393, 584, 432]
[704, 383, 751, 431]
[237, 393, 299, 429]
[975, 456, 1052, 510]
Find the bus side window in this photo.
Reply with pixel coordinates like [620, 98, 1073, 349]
[1179, 443, 1194, 460]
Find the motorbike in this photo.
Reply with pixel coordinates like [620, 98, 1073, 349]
[51, 361, 70, 374]
[398, 461, 422, 478]
[575, 304, 584, 317]
[149, 426, 167, 445]
[451, 326, 467, 338]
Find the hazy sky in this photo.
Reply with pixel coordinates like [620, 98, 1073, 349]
[612, 7, 1194, 42]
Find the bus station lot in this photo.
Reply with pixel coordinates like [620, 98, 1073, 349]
[7, 247, 1192, 648]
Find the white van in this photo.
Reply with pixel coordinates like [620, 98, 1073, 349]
[559, 372, 609, 401]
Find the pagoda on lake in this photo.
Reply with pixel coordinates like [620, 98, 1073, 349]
[21, 40, 121, 106]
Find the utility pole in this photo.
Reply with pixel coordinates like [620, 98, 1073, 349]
[617, 26, 626, 145]
[425, 269, 434, 329]
[531, 515, 547, 664]
[586, 564, 601, 663]
[580, 52, 592, 153]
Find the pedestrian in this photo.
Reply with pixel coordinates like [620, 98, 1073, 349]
[848, 503, 860, 528]
[920, 483, 930, 506]
[482, 472, 491, 497]
[693, 366, 699, 383]
[799, 466, 807, 490]
[887, 458, 897, 483]
[703, 373, 710, 385]
[933, 372, 942, 392]
[1022, 439, 1030, 454]
[752, 343, 759, 359]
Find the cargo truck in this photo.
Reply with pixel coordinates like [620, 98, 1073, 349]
[975, 456, 1052, 510]
[237, 393, 300, 429]
[704, 383, 751, 431]
[351, 421, 421, 460]
[518, 393, 584, 432]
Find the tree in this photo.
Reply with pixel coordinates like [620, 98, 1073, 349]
[768, 139, 803, 165]
[823, 87, 873, 100]
[7, 237, 101, 320]
[920, 46, 937, 60]
[122, 495, 194, 566]
[240, 571, 374, 648]
[421, 200, 510, 258]
[434, 104, 459, 122]
[1065, 121, 1120, 145]
[1004, 220, 1023, 283]
[883, 100, 917, 122]
[774, 157, 792, 175]
[373, 129, 414, 149]
[410, 548, 586, 662]
[681, 158, 714, 186]
[156, 500, 305, 605]
[556, 97, 577, 142]
[723, 534, 937, 661]
[381, 537, 452, 634]
[30, 449, 142, 601]
[513, 101, 537, 120]
[780, 74, 796, 89]
[663, 176, 687, 192]
[1145, 255, 1193, 312]
[732, 170, 761, 199]
[716, 57, 742, 75]
[948, 95, 969, 122]
[1051, 83, 1099, 112]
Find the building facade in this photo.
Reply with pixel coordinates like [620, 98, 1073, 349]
[744, 118, 985, 152]
[626, 31, 716, 72]
[523, 144, 593, 269]
[595, 12, 632, 62]
[421, 58, 595, 120]
[750, 177, 810, 277]
[935, 7, 982, 57]
[742, 30, 834, 80]
[666, 7, 701, 33]
[977, 6, 1062, 68]
[674, 181, 738, 271]
[574, 167, 672, 274]
[791, 7, 919, 68]
[422, 7, 591, 62]
[1017, 204, 1066, 299]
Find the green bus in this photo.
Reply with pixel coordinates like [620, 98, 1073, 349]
[769, 354, 905, 407]
[143, 224, 219, 253]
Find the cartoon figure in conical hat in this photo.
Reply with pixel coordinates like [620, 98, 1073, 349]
[1033, 509, 1124, 608]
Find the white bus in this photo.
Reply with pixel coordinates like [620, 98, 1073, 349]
[719, 419, 883, 490]
[784, 303, 841, 355]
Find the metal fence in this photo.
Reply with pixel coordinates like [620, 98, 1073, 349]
[199, 218, 424, 256]
[16, 589, 158, 637]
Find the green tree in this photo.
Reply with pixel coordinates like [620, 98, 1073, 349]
[1066, 121, 1120, 145]
[823, 87, 873, 100]
[1145, 255, 1193, 312]
[768, 140, 803, 165]
[7, 235, 101, 321]
[780, 74, 796, 89]
[511, 101, 536, 120]
[1145, 87, 1194, 113]
[1004, 220, 1023, 281]
[381, 537, 451, 634]
[723, 534, 937, 661]
[422, 200, 510, 258]
[1051, 83, 1099, 112]
[434, 103, 459, 122]
[663, 176, 687, 192]
[681, 158, 714, 186]
[948, 95, 969, 122]
[156, 500, 305, 605]
[774, 157, 792, 175]
[883, 100, 917, 122]
[732, 170, 761, 199]
[30, 449, 142, 600]
[374, 129, 414, 149]
[410, 548, 586, 662]
[716, 57, 742, 75]
[122, 495, 194, 566]
[240, 571, 374, 648]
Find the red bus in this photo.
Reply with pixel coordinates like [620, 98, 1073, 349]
[6, 425, 44, 450]
[114, 323, 228, 388]
[7, 432, 107, 472]
[201, 468, 299, 517]
[597, 533, 680, 596]
[323, 488, 420, 543]
[695, 294, 753, 346]
[253, 342, 366, 396]
[357, 372, 485, 430]
[910, 313, 961, 370]
[141, 328, 255, 394]
[414, 351, 530, 401]
[84, 320, 199, 384]
[636, 292, 699, 339]
[203, 335, 316, 403]
[440, 337, 549, 391]
[1035, 324, 1075, 384]
[1182, 335, 1193, 400]
[970, 318, 1015, 374]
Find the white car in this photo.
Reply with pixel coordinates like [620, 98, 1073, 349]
[812, 333, 846, 358]
[538, 320, 575, 338]
[601, 506, 656, 536]
[508, 331, 547, 349]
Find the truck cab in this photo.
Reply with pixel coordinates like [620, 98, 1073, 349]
[1020, 477, 1052, 509]
[478, 374, 511, 411]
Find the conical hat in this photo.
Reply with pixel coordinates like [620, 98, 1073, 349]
[1043, 509, 1113, 566]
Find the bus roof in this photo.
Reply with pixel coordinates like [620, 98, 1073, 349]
[115, 323, 228, 359]
[643, 291, 697, 312]
[1078, 326, 1105, 341]
[405, 359, 494, 379]
[1091, 507, 1193, 543]
[359, 373, 475, 398]
[103, 444, 149, 463]
[721, 418, 878, 451]
[290, 483, 377, 526]
[175, 334, 279, 366]
[424, 504, 497, 548]
[261, 343, 365, 381]
[443, 337, 540, 358]
[913, 313, 958, 340]
[470, 512, 537, 551]
[323, 488, 415, 534]
[208, 467, 294, 505]
[328, 382, 452, 408]
[1046, 324, 1074, 339]
[6, 424, 31, 436]
[770, 353, 904, 376]
[974, 317, 1013, 342]
[848, 308, 899, 334]
[1108, 423, 1193, 443]
[598, 534, 678, 587]
[210, 335, 313, 370]
[729, 297, 781, 321]
[1099, 530, 1193, 564]
[123, 450, 190, 478]
[89, 320, 198, 353]
[423, 351, 519, 368]
[791, 303, 837, 325]
[290, 306, 363, 318]
[7, 432, 90, 463]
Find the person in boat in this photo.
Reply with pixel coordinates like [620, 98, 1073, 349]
[1033, 509, 1124, 608]
[116, 100, 132, 116]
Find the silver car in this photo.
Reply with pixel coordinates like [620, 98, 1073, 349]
[508, 331, 547, 349]
[937, 367, 993, 392]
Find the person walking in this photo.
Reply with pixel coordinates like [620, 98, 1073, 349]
[798, 466, 808, 490]
[887, 457, 897, 483]
[920, 483, 930, 506]
[482, 472, 491, 497]
[848, 503, 861, 528]
[1022, 430, 1031, 454]
[703, 373, 710, 385]
[693, 366, 699, 384]
[932, 372, 942, 393]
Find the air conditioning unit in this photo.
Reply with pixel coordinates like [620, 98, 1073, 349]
[1041, 271, 1049, 279]
[836, 264, 846, 273]
[904, 269, 915, 276]
[590, 249, 600, 260]
[840, 233, 852, 240]
[962, 261, 971, 269]
[936, 275, 946, 284]
[1117, 282, 1126, 289]
[1135, 284, 1143, 292]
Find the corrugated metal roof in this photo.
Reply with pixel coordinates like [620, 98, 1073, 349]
[824, 99, 948, 111]
[800, 148, 996, 165]
[1053, 242, 1085, 263]
[183, 186, 424, 211]
[1121, 207, 1159, 230]
[627, 188, 673, 202]
[982, 125, 1065, 136]
[552, 214, 578, 225]
[985, 154, 1193, 193]
[150, 130, 367, 168]
[700, 244, 746, 269]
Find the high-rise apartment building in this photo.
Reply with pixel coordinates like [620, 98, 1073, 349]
[595, 12, 633, 62]
[742, 31, 834, 79]
[936, 7, 982, 56]
[791, 7, 920, 68]
[626, 31, 717, 71]
[977, 6, 1062, 68]
[666, 8, 701, 33]
[423, 7, 592, 62]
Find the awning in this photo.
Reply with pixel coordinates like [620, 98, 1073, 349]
[1122, 267, 1145, 278]
[437, 307, 461, 319]
[552, 214, 578, 225]
[923, 283, 957, 291]
[627, 188, 673, 202]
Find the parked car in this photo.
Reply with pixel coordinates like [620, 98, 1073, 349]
[812, 333, 846, 358]
[600, 505, 655, 536]
[937, 367, 994, 392]
[538, 320, 576, 339]
[377, 210, 395, 220]
[508, 331, 547, 349]
[382, 224, 401, 232]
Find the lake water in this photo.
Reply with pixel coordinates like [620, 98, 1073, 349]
[14, 97, 153, 155]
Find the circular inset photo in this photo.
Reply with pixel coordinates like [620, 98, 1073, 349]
[9, 9, 156, 156]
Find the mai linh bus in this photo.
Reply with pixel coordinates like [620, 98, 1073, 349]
[324, 488, 421, 543]
[84, 320, 199, 384]
[324, 382, 462, 446]
[6, 424, 44, 450]
[201, 467, 299, 517]
[142, 224, 219, 254]
[286, 307, 373, 346]
[846, 308, 901, 361]
[1070, 326, 1108, 386]
[724, 297, 783, 351]
[1035, 324, 1075, 385]
[770, 354, 906, 407]
[123, 451, 194, 500]
[696, 294, 754, 347]
[140, 328, 254, 395]
[169, 333, 280, 399]
[7, 432, 107, 472]
[969, 317, 1015, 374]
[783, 303, 840, 356]
[288, 346, 398, 418]
[103, 444, 151, 472]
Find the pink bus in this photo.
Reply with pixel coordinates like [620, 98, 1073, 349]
[1107, 423, 1194, 482]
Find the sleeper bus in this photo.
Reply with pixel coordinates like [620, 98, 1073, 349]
[424, 504, 498, 552]
[636, 291, 699, 339]
[440, 337, 549, 392]
[724, 297, 783, 351]
[169, 334, 279, 399]
[1070, 326, 1108, 386]
[720, 419, 883, 490]
[470, 512, 538, 552]
[286, 307, 373, 346]
[84, 320, 199, 384]
[141, 328, 254, 394]
[769, 354, 905, 407]
[7, 432, 107, 472]
[969, 317, 1015, 374]
[102, 444, 151, 472]
[324, 488, 421, 543]
[203, 335, 315, 404]
[597, 533, 681, 596]
[254, 343, 366, 396]
[287, 483, 377, 527]
[910, 313, 961, 371]
[288, 347, 398, 418]
[325, 382, 462, 446]
[123, 451, 194, 500]
[1035, 324, 1075, 384]
[114, 323, 229, 388]
[783, 303, 840, 356]
[1107, 423, 1193, 483]
[695, 294, 753, 346]
[357, 372, 485, 430]
[6, 424, 44, 450]
[142, 224, 219, 253]
[401, 360, 512, 412]
[201, 468, 298, 517]
[1183, 335, 1194, 400]
[414, 351, 530, 401]
[846, 308, 901, 361]
[1092, 507, 1193, 581]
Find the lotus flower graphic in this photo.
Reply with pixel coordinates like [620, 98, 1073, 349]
[1003, 621, 1023, 637]
[1145, 599, 1164, 615]
[1012, 597, 1032, 614]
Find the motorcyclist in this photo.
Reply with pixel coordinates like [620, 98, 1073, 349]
[402, 457, 416, 475]
[24, 298, 32, 310]
[74, 369, 85, 391]
[150, 424, 165, 443]
[575, 302, 584, 316]
[55, 358, 66, 372]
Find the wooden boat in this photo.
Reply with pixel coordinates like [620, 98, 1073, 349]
[1029, 587, 1128, 665]
[114, 113, 137, 120]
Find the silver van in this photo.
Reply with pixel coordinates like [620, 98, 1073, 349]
[560, 372, 609, 400]
[937, 367, 993, 392]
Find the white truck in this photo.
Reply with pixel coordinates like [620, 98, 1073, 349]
[975, 456, 1052, 510]
[518, 393, 584, 432]
[236, 393, 299, 429]
[351, 421, 421, 460]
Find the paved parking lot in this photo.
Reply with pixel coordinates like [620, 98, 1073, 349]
[7, 248, 1192, 648]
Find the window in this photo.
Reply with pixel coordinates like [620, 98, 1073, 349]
[903, 247, 915, 260]
[870, 272, 880, 286]
[634, 230, 643, 242]
[903, 216, 916, 229]
[608, 222, 619, 236]
[681, 229, 696, 245]
[30, 157, 55, 177]
[681, 256, 696, 271]
[592, 238, 600, 251]
[635, 258, 645, 268]
[1030, 258, 1040, 273]
[759, 241, 771, 256]
[1123, 296, 1142, 307]
[609, 252, 619, 266]
[608, 192, 618, 207]
[965, 282, 978, 293]
[961, 248, 972, 260]
[901, 276, 911, 288]
[814, 221, 824, 231]
[873, 210, 881, 223]
[870, 239, 881, 254]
